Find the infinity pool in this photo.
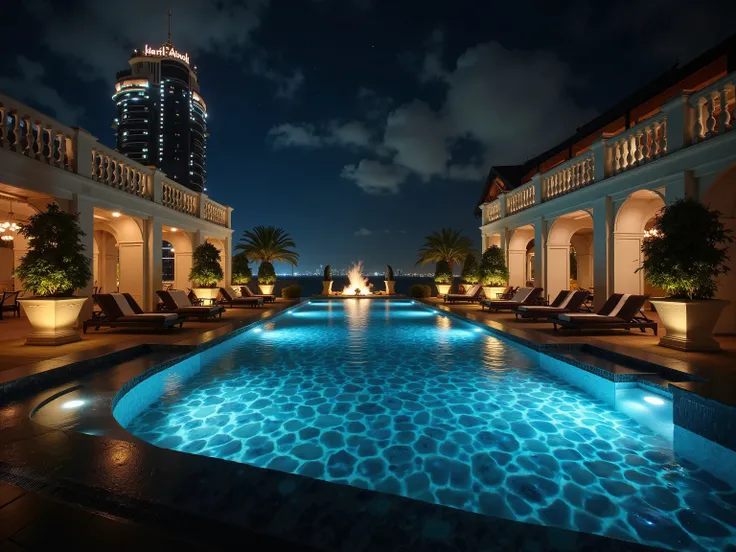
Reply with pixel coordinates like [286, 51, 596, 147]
[116, 299, 736, 550]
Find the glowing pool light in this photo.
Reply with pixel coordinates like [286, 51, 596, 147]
[253, 328, 263, 333]
[61, 399, 85, 409]
[644, 395, 666, 406]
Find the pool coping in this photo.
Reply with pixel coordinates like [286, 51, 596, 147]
[0, 298, 706, 551]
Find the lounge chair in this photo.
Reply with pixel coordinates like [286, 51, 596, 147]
[0, 290, 21, 320]
[240, 285, 276, 303]
[444, 284, 482, 303]
[484, 286, 515, 300]
[157, 290, 225, 320]
[549, 294, 657, 334]
[513, 290, 589, 321]
[480, 287, 543, 312]
[83, 293, 185, 333]
[219, 287, 264, 308]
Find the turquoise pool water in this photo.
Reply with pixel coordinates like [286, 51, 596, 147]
[118, 300, 736, 550]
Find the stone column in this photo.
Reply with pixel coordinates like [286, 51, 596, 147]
[119, 242, 145, 307]
[223, 235, 232, 287]
[144, 215, 163, 310]
[533, 217, 546, 299]
[592, 196, 613, 310]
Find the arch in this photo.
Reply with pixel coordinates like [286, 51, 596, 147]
[94, 212, 144, 304]
[702, 163, 736, 334]
[163, 229, 195, 289]
[93, 229, 118, 294]
[508, 225, 534, 287]
[613, 190, 665, 296]
[546, 211, 594, 300]
[483, 232, 501, 250]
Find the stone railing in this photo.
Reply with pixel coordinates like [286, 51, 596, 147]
[605, 114, 667, 176]
[484, 200, 501, 224]
[506, 181, 535, 215]
[542, 151, 594, 201]
[0, 92, 231, 229]
[690, 74, 735, 143]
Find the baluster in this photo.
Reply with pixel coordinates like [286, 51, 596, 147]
[11, 112, 20, 151]
[706, 93, 718, 137]
[652, 123, 661, 157]
[64, 135, 73, 171]
[693, 98, 706, 141]
[719, 87, 731, 132]
[661, 120, 668, 153]
[641, 128, 651, 162]
[614, 142, 622, 173]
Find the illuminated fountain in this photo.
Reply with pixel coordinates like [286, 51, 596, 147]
[342, 261, 372, 295]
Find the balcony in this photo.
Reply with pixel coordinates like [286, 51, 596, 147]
[482, 72, 736, 226]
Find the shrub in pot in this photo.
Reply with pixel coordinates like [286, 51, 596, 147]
[384, 264, 396, 295]
[460, 253, 480, 293]
[258, 261, 277, 295]
[322, 264, 333, 296]
[232, 253, 253, 290]
[434, 260, 453, 296]
[282, 284, 303, 299]
[189, 242, 224, 303]
[410, 284, 431, 298]
[15, 203, 92, 345]
[479, 245, 509, 300]
[640, 197, 732, 351]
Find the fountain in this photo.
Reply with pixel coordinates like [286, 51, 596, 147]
[342, 261, 372, 295]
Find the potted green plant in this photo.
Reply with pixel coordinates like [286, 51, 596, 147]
[189, 242, 224, 302]
[15, 204, 92, 345]
[257, 261, 277, 295]
[479, 245, 509, 300]
[434, 260, 453, 297]
[384, 264, 396, 295]
[236, 226, 298, 296]
[460, 253, 480, 293]
[322, 264, 333, 296]
[231, 252, 253, 287]
[416, 228, 471, 297]
[641, 197, 732, 351]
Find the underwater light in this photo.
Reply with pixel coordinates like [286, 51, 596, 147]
[474, 328, 483, 332]
[253, 328, 263, 333]
[61, 399, 85, 409]
[644, 396, 665, 406]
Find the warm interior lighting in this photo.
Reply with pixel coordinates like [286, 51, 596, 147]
[112, 211, 122, 218]
[0, 200, 21, 241]
[170, 227, 178, 232]
[170, 248, 175, 253]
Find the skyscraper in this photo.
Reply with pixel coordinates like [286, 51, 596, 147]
[113, 13, 207, 192]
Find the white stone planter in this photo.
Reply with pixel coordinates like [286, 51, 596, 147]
[650, 298, 729, 352]
[259, 284, 275, 295]
[192, 287, 220, 303]
[436, 284, 451, 297]
[482, 286, 506, 300]
[18, 297, 88, 346]
[322, 281, 333, 295]
[384, 280, 396, 295]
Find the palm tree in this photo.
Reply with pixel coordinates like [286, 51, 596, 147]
[236, 226, 299, 273]
[416, 228, 473, 273]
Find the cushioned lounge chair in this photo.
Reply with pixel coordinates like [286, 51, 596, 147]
[157, 290, 224, 320]
[84, 293, 184, 333]
[550, 294, 657, 334]
[0, 290, 21, 320]
[444, 284, 482, 303]
[513, 290, 589, 320]
[480, 287, 543, 312]
[240, 285, 275, 303]
[485, 286, 516, 300]
[219, 287, 264, 308]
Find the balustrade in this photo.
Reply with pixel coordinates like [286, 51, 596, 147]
[162, 180, 199, 217]
[91, 146, 150, 198]
[607, 115, 667, 175]
[506, 182, 535, 215]
[484, 200, 501, 224]
[691, 75, 735, 142]
[204, 199, 228, 227]
[542, 152, 594, 200]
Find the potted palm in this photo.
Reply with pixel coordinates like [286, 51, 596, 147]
[384, 264, 396, 295]
[189, 242, 224, 303]
[460, 253, 480, 293]
[434, 260, 453, 296]
[642, 198, 732, 351]
[237, 226, 299, 295]
[416, 228, 472, 297]
[479, 245, 509, 300]
[322, 264, 333, 296]
[15, 204, 92, 345]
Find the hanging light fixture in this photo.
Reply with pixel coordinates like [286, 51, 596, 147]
[0, 201, 21, 242]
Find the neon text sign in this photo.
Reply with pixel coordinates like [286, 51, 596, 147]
[143, 44, 190, 65]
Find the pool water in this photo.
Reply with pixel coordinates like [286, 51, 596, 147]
[120, 300, 736, 550]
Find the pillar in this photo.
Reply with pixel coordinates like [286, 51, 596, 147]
[571, 233, 594, 290]
[533, 218, 545, 297]
[119, 242, 145, 307]
[592, 196, 613, 310]
[665, 170, 698, 204]
[71, 194, 95, 322]
[144, 216, 162, 310]
[223, 235, 232, 286]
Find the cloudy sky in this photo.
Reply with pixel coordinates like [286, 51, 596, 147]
[3, 0, 734, 272]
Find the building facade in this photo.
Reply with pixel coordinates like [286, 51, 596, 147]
[476, 37, 736, 334]
[114, 39, 207, 193]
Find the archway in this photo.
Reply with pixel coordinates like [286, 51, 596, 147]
[163, 228, 194, 290]
[702, 164, 736, 334]
[93, 229, 118, 294]
[508, 225, 534, 287]
[483, 232, 501, 251]
[613, 190, 665, 296]
[547, 211, 593, 300]
[95, 209, 145, 305]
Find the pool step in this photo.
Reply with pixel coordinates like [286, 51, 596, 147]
[555, 351, 659, 380]
[637, 374, 675, 395]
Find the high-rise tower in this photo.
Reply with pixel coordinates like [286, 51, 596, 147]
[113, 12, 207, 192]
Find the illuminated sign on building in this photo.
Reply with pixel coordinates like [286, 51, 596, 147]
[143, 44, 190, 65]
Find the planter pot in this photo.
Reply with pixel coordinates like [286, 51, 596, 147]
[18, 297, 88, 346]
[482, 286, 506, 300]
[192, 287, 220, 303]
[259, 284, 275, 295]
[650, 298, 729, 352]
[436, 284, 451, 297]
[384, 280, 396, 295]
[322, 281, 333, 296]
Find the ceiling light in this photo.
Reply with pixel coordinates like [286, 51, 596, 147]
[170, 227, 177, 232]
[112, 211, 121, 218]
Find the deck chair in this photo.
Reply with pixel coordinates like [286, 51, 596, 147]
[480, 287, 543, 312]
[157, 290, 225, 320]
[0, 290, 21, 320]
[514, 290, 589, 320]
[84, 293, 185, 333]
[550, 294, 657, 334]
[219, 287, 264, 308]
[240, 285, 275, 303]
[444, 284, 483, 303]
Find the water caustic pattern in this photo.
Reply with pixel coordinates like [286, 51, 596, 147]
[125, 300, 736, 551]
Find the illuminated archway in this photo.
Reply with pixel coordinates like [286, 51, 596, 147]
[164, 228, 195, 289]
[508, 225, 534, 287]
[547, 211, 593, 300]
[95, 210, 145, 304]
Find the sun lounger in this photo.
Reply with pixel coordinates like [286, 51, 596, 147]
[84, 293, 185, 333]
[219, 287, 264, 308]
[550, 294, 657, 334]
[240, 285, 275, 303]
[444, 284, 482, 303]
[157, 290, 224, 320]
[514, 290, 589, 320]
[480, 287, 543, 312]
[0, 290, 21, 320]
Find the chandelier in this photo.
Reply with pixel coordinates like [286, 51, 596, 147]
[0, 201, 21, 242]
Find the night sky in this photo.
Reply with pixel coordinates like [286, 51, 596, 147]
[3, 1, 735, 273]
